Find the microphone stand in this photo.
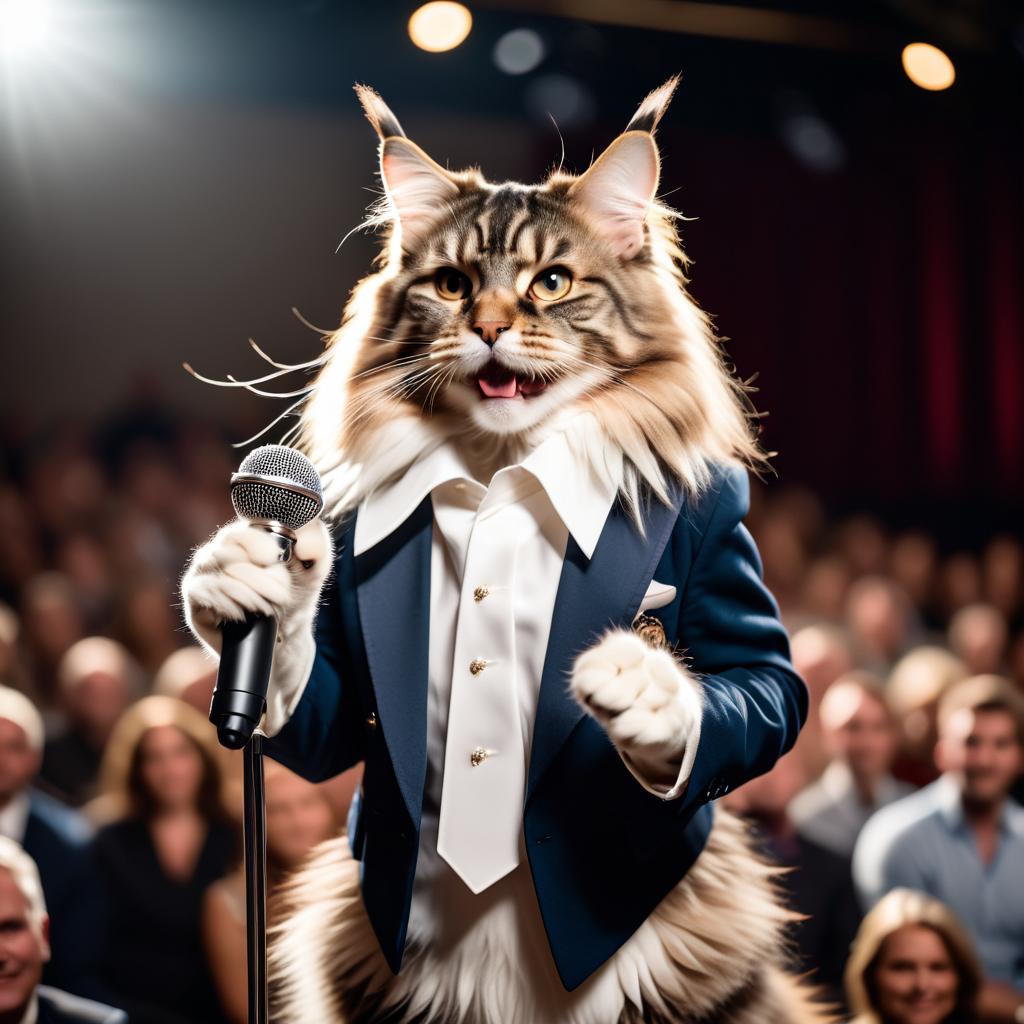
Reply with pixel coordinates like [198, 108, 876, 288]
[244, 734, 269, 1024]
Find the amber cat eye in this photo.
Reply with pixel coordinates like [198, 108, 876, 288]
[529, 267, 573, 301]
[434, 268, 473, 301]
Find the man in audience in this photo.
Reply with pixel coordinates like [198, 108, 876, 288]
[855, 675, 1024, 1022]
[790, 671, 913, 858]
[0, 837, 125, 1023]
[40, 639, 138, 807]
[0, 687, 103, 1002]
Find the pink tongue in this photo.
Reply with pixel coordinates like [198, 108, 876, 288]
[479, 375, 518, 399]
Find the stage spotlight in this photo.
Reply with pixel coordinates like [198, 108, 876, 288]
[408, 2, 472, 53]
[0, 0, 54, 57]
[902, 42, 955, 91]
[494, 28, 545, 75]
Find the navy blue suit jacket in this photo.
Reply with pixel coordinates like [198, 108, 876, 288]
[36, 985, 127, 1024]
[23, 792, 106, 1002]
[266, 463, 806, 990]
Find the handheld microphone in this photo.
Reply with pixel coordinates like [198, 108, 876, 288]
[209, 445, 323, 749]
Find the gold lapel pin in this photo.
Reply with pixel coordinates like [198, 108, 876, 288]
[633, 614, 667, 650]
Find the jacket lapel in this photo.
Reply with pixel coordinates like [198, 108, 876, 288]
[526, 490, 685, 803]
[354, 496, 433, 830]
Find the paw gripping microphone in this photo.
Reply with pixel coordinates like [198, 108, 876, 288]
[209, 444, 323, 749]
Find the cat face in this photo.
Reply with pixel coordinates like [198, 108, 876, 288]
[302, 80, 761, 515]
[346, 81, 679, 441]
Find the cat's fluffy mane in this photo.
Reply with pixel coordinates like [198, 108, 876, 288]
[293, 84, 766, 526]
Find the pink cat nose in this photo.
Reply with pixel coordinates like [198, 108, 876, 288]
[472, 321, 511, 347]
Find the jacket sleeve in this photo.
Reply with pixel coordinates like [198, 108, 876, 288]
[673, 464, 808, 811]
[262, 550, 366, 783]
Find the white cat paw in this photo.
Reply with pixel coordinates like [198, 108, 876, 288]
[571, 629, 703, 777]
[182, 517, 332, 655]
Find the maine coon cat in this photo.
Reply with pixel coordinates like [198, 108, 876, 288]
[182, 79, 836, 1023]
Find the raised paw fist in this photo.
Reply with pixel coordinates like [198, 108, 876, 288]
[571, 629, 703, 779]
[181, 517, 332, 656]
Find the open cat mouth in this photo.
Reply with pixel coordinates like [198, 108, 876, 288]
[476, 362, 548, 400]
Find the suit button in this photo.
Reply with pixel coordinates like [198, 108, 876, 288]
[469, 658, 489, 676]
[366, 711, 378, 728]
[473, 586, 490, 602]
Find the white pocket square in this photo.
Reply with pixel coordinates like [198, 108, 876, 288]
[634, 580, 677, 621]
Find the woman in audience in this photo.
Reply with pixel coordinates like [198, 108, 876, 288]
[845, 888, 982, 1024]
[202, 762, 337, 1024]
[91, 696, 239, 1024]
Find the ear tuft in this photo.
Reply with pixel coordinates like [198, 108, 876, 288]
[625, 75, 680, 135]
[354, 83, 407, 140]
[380, 138, 459, 247]
[569, 132, 659, 260]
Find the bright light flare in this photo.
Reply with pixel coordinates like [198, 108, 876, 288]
[0, 0, 53, 57]
[408, 2, 472, 53]
[902, 42, 955, 91]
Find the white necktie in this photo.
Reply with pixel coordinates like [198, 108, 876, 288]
[436, 504, 525, 894]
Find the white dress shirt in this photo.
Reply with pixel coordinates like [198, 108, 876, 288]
[353, 423, 690, 971]
[0, 792, 30, 844]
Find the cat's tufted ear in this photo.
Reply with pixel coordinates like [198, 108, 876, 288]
[568, 77, 679, 260]
[355, 83, 458, 247]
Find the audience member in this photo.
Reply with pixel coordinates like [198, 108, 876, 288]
[0, 687, 103, 1002]
[846, 577, 918, 675]
[153, 647, 217, 717]
[91, 697, 238, 1024]
[202, 764, 337, 1023]
[790, 624, 856, 778]
[724, 751, 861, 1008]
[799, 555, 853, 626]
[790, 672, 913, 858]
[854, 676, 1024, 1021]
[948, 605, 1009, 677]
[41, 640, 139, 808]
[938, 555, 984, 626]
[982, 537, 1022, 622]
[886, 647, 969, 788]
[17, 576, 84, 707]
[888, 532, 938, 620]
[845, 887, 982, 1024]
[0, 837, 127, 1024]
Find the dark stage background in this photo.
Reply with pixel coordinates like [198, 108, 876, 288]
[2, 0, 1023, 538]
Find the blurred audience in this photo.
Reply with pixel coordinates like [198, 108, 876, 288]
[790, 671, 913, 858]
[91, 697, 238, 1024]
[854, 677, 1024, 1021]
[949, 605, 1009, 677]
[0, 408, 1022, 1021]
[723, 751, 861, 1008]
[0, 837, 127, 1024]
[886, 647, 969, 788]
[846, 577, 920, 675]
[202, 763, 337, 1023]
[41, 640, 140, 808]
[845, 888, 982, 1024]
[0, 687, 103, 1002]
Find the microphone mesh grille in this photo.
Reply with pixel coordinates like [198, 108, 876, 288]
[230, 445, 323, 531]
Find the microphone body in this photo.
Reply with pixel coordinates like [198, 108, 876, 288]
[208, 446, 322, 749]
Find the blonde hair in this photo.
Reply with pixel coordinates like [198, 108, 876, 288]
[0, 836, 47, 936]
[887, 646, 968, 716]
[95, 695, 229, 824]
[845, 888, 982, 1024]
